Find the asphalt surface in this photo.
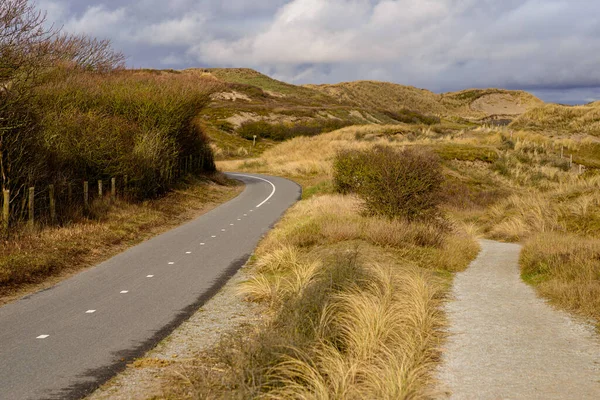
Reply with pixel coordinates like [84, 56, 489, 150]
[0, 173, 301, 400]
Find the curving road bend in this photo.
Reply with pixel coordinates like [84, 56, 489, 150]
[0, 173, 301, 400]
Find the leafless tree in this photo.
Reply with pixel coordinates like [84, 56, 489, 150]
[52, 34, 126, 72]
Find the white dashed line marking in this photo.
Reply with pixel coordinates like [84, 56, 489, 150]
[237, 218, 241, 221]
[186, 251, 192, 254]
[227, 174, 276, 208]
[168, 262, 175, 265]
[230, 223, 234, 226]
[250, 210, 254, 212]
[86, 310, 96, 314]
[120, 291, 129, 294]
[221, 229, 226, 232]
[37, 335, 49, 339]
[147, 275, 154, 278]
[200, 243, 205, 246]
[244, 214, 247, 216]
[211, 235, 216, 238]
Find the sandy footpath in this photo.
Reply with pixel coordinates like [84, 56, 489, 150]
[437, 240, 600, 399]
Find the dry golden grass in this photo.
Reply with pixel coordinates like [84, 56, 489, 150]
[307, 81, 542, 120]
[218, 124, 467, 180]
[170, 193, 479, 399]
[521, 233, 600, 324]
[510, 103, 600, 136]
[263, 263, 442, 400]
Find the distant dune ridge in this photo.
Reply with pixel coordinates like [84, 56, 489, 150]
[178, 68, 600, 162]
[184, 68, 552, 157]
[196, 67, 543, 119]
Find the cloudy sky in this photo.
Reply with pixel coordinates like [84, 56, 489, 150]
[37, 0, 600, 104]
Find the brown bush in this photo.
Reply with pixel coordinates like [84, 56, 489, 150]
[334, 146, 444, 220]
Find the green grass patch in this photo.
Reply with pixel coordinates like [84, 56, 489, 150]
[432, 143, 499, 163]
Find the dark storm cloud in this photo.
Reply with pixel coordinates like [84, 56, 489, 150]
[35, 0, 600, 103]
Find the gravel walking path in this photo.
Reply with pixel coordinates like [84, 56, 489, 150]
[437, 240, 600, 399]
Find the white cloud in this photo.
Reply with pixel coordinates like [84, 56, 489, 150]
[39, 0, 600, 103]
[133, 14, 207, 46]
[64, 5, 126, 37]
[35, 0, 68, 24]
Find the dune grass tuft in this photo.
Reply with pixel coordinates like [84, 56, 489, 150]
[172, 194, 478, 399]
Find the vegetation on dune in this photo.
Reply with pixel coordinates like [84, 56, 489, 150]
[334, 146, 444, 221]
[0, 0, 221, 230]
[510, 103, 600, 136]
[381, 108, 441, 125]
[307, 80, 447, 116]
[237, 119, 355, 142]
[168, 195, 478, 398]
[200, 68, 338, 104]
[35, 69, 221, 199]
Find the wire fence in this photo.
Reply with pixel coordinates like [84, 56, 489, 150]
[0, 154, 207, 235]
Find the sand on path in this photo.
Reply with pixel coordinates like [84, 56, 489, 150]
[437, 240, 600, 399]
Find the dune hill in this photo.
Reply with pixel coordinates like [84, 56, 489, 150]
[180, 68, 547, 157]
[510, 103, 600, 136]
[307, 81, 543, 119]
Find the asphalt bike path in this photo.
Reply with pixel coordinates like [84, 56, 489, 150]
[0, 173, 301, 400]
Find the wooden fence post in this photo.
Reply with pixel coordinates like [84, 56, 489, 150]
[3, 189, 9, 232]
[98, 180, 103, 198]
[28, 187, 35, 228]
[49, 184, 56, 223]
[111, 177, 116, 201]
[84, 181, 89, 208]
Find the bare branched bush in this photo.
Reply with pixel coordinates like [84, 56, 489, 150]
[51, 34, 125, 73]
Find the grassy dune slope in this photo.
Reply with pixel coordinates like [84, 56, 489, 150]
[308, 81, 543, 119]
[188, 68, 542, 159]
[510, 103, 600, 136]
[305, 81, 446, 115]
[220, 122, 600, 329]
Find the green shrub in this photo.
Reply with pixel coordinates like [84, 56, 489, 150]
[382, 109, 441, 125]
[237, 119, 354, 142]
[34, 70, 219, 200]
[432, 143, 499, 163]
[332, 149, 371, 194]
[237, 120, 278, 140]
[334, 146, 444, 220]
